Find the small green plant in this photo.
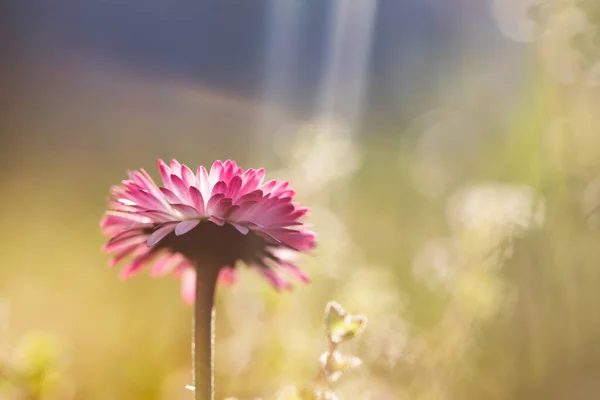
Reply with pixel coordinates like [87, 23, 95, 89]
[273, 301, 367, 400]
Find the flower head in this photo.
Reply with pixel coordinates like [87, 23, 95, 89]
[100, 159, 316, 303]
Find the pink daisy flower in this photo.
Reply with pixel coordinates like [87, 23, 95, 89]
[100, 159, 316, 303]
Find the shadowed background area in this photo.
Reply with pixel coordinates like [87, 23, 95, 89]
[1, 0, 600, 399]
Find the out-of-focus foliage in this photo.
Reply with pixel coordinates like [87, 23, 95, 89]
[227, 301, 367, 400]
[0, 303, 71, 399]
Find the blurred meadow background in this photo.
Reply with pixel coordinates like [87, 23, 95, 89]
[2, 0, 600, 399]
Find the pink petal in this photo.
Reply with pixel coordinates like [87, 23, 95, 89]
[222, 159, 233, 176]
[101, 212, 152, 229]
[132, 170, 154, 189]
[103, 220, 132, 234]
[254, 168, 265, 185]
[209, 160, 224, 185]
[139, 169, 163, 197]
[239, 196, 278, 221]
[223, 205, 239, 219]
[112, 198, 137, 210]
[221, 160, 231, 176]
[262, 203, 296, 220]
[239, 220, 264, 229]
[261, 180, 278, 193]
[158, 159, 173, 189]
[271, 181, 290, 197]
[240, 168, 265, 194]
[175, 220, 200, 236]
[129, 170, 162, 199]
[104, 235, 147, 252]
[150, 254, 185, 277]
[196, 165, 211, 199]
[226, 175, 242, 199]
[121, 179, 141, 191]
[253, 230, 283, 246]
[140, 210, 177, 223]
[240, 168, 256, 184]
[108, 244, 144, 267]
[211, 181, 227, 197]
[189, 186, 206, 216]
[281, 262, 311, 283]
[228, 200, 257, 220]
[181, 164, 196, 186]
[278, 189, 295, 198]
[110, 184, 127, 197]
[171, 203, 201, 218]
[170, 159, 183, 177]
[276, 231, 317, 251]
[218, 267, 237, 285]
[160, 187, 181, 203]
[259, 267, 292, 290]
[231, 222, 249, 235]
[120, 252, 155, 279]
[264, 226, 305, 236]
[220, 160, 240, 182]
[170, 174, 192, 204]
[206, 193, 225, 214]
[127, 190, 168, 212]
[287, 207, 310, 220]
[212, 198, 233, 218]
[236, 190, 263, 204]
[106, 228, 147, 245]
[266, 220, 304, 228]
[180, 268, 196, 304]
[209, 216, 226, 226]
[146, 223, 177, 247]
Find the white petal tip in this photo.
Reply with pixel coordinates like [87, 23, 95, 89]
[146, 223, 177, 247]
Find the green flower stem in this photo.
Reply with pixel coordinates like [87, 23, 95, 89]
[193, 263, 221, 400]
[316, 341, 337, 392]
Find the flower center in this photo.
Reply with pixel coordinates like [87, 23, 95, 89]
[147, 221, 272, 268]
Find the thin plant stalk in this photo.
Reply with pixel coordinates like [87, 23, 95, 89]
[192, 263, 221, 400]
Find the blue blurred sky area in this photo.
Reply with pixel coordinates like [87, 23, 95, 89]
[1, 0, 528, 135]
